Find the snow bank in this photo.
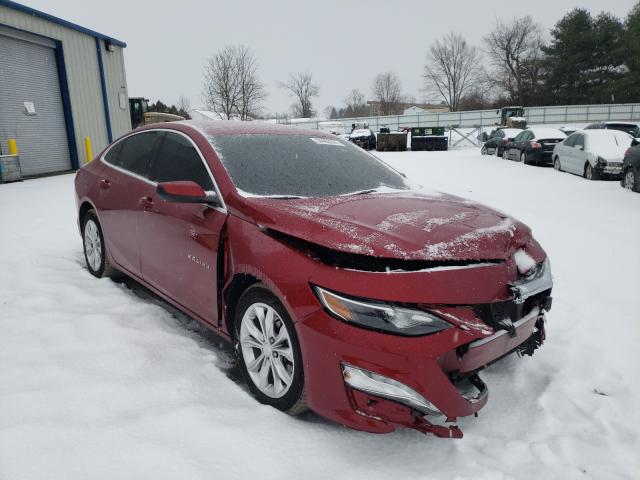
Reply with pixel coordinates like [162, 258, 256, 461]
[1, 149, 639, 479]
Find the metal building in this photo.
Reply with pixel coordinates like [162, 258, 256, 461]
[0, 0, 130, 176]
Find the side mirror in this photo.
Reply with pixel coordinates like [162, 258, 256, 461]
[157, 181, 217, 205]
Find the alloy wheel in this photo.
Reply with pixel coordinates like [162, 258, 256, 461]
[239, 302, 295, 399]
[554, 158, 561, 170]
[586, 164, 593, 180]
[84, 219, 102, 272]
[624, 170, 636, 190]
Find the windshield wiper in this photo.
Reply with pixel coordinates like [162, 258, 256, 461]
[267, 195, 305, 199]
[345, 188, 379, 196]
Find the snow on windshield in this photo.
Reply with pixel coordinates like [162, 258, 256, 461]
[209, 134, 409, 197]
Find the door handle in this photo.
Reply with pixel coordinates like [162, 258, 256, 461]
[139, 196, 154, 210]
[99, 178, 112, 190]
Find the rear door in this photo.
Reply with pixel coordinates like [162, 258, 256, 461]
[570, 134, 586, 174]
[97, 131, 161, 277]
[558, 134, 576, 170]
[139, 131, 227, 325]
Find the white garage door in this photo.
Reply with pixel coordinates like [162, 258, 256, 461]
[0, 33, 71, 176]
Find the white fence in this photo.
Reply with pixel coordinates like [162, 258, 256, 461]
[284, 103, 640, 132]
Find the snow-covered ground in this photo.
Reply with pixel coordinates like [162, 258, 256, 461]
[1, 149, 639, 479]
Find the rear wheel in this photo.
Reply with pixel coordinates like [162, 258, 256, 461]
[481, 145, 487, 155]
[585, 163, 600, 180]
[82, 210, 118, 278]
[520, 151, 528, 164]
[622, 168, 639, 191]
[502, 149, 509, 160]
[235, 284, 307, 415]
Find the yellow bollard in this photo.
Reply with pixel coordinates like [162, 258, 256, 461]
[8, 138, 18, 155]
[84, 137, 93, 163]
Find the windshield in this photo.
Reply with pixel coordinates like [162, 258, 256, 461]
[607, 124, 640, 137]
[210, 134, 410, 197]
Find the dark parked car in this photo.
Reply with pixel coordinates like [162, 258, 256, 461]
[621, 145, 640, 192]
[75, 121, 552, 439]
[481, 128, 523, 156]
[348, 128, 377, 150]
[503, 128, 566, 165]
[585, 122, 640, 138]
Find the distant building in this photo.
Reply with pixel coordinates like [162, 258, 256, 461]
[366, 101, 449, 117]
[0, 0, 130, 175]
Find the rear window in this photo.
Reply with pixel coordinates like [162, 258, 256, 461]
[606, 124, 639, 137]
[112, 131, 160, 177]
[210, 135, 409, 197]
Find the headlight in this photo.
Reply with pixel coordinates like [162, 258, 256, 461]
[313, 286, 451, 336]
[510, 257, 553, 304]
[597, 156, 607, 166]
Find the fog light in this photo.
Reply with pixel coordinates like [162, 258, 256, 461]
[342, 364, 442, 416]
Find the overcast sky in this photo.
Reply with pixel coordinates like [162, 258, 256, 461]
[25, 0, 639, 116]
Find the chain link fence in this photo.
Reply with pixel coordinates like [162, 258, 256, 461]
[283, 103, 640, 132]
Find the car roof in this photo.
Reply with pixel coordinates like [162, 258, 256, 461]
[499, 128, 523, 136]
[582, 129, 631, 138]
[155, 120, 333, 138]
[603, 121, 638, 126]
[527, 127, 566, 139]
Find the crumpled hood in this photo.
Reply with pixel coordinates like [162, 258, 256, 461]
[236, 190, 533, 262]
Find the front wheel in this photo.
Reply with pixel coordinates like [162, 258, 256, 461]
[622, 168, 639, 191]
[481, 145, 487, 155]
[585, 163, 600, 180]
[235, 285, 307, 414]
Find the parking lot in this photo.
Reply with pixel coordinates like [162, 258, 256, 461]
[0, 148, 638, 480]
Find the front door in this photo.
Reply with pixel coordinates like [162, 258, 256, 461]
[139, 131, 227, 325]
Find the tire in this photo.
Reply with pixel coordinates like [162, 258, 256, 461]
[622, 167, 639, 192]
[234, 284, 307, 415]
[584, 163, 600, 180]
[520, 151, 528, 164]
[553, 156, 562, 171]
[494, 146, 501, 156]
[503, 149, 509, 160]
[82, 209, 118, 278]
[481, 145, 487, 155]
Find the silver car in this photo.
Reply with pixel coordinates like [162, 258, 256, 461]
[552, 129, 633, 180]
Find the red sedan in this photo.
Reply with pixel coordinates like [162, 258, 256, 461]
[74, 121, 553, 438]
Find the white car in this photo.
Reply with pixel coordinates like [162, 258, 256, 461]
[552, 129, 633, 180]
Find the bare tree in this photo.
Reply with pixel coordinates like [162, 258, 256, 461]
[484, 16, 545, 106]
[177, 95, 191, 113]
[202, 45, 266, 120]
[203, 46, 241, 119]
[279, 72, 319, 118]
[423, 33, 483, 111]
[372, 72, 402, 115]
[235, 45, 267, 120]
[343, 89, 368, 116]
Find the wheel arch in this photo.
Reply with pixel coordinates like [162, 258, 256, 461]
[223, 273, 261, 338]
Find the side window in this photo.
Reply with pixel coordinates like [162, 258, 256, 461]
[117, 131, 159, 177]
[574, 135, 585, 148]
[564, 134, 577, 147]
[514, 132, 525, 141]
[149, 132, 214, 191]
[103, 141, 122, 165]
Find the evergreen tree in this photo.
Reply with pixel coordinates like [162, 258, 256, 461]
[543, 9, 625, 104]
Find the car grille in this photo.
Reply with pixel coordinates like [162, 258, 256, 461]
[472, 291, 550, 335]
